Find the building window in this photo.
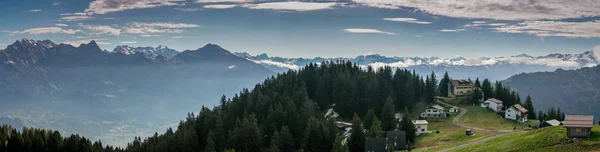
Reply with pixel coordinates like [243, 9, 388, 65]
[421, 129, 425, 132]
[576, 128, 582, 132]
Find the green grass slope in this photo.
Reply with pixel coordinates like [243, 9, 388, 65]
[450, 126, 600, 152]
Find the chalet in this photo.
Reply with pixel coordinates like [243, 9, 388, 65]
[386, 131, 407, 151]
[412, 120, 429, 135]
[563, 115, 594, 138]
[447, 79, 476, 97]
[504, 104, 528, 123]
[449, 106, 459, 113]
[395, 113, 403, 122]
[482, 98, 503, 112]
[420, 104, 447, 118]
[365, 138, 387, 152]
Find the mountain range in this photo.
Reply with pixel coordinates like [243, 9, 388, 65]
[234, 51, 600, 81]
[0, 38, 274, 146]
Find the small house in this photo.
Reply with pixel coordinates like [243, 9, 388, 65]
[447, 79, 476, 97]
[365, 137, 387, 152]
[449, 106, 459, 113]
[482, 98, 503, 112]
[505, 104, 528, 123]
[420, 104, 447, 118]
[386, 131, 407, 151]
[412, 120, 429, 135]
[395, 113, 403, 121]
[563, 115, 594, 138]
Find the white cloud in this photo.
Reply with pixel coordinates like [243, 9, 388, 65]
[121, 41, 137, 44]
[464, 21, 508, 28]
[492, 20, 600, 38]
[415, 35, 423, 38]
[367, 55, 584, 69]
[63, 40, 111, 47]
[249, 59, 301, 70]
[353, 0, 600, 20]
[123, 22, 199, 35]
[140, 34, 161, 37]
[28, 9, 42, 12]
[78, 23, 121, 36]
[60, 15, 93, 21]
[83, 0, 186, 15]
[344, 28, 395, 35]
[383, 17, 432, 24]
[171, 36, 184, 39]
[228, 65, 236, 69]
[55, 23, 69, 27]
[174, 8, 203, 12]
[593, 46, 600, 62]
[203, 4, 238, 9]
[11, 27, 80, 35]
[195, 0, 251, 3]
[53, 2, 61, 6]
[242, 2, 338, 12]
[439, 29, 466, 32]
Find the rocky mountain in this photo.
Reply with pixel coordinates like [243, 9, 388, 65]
[503, 66, 600, 121]
[112, 45, 179, 59]
[0, 38, 274, 146]
[235, 51, 600, 81]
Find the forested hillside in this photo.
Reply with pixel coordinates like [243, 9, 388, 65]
[1, 60, 437, 152]
[503, 66, 600, 121]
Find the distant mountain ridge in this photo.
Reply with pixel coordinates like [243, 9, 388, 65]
[113, 45, 179, 59]
[503, 66, 600, 121]
[234, 51, 600, 80]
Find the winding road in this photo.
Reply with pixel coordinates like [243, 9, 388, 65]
[435, 101, 524, 152]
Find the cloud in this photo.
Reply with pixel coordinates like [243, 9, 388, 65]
[63, 40, 111, 47]
[248, 59, 301, 70]
[383, 17, 432, 24]
[439, 29, 466, 32]
[228, 65, 236, 69]
[171, 36, 184, 39]
[366, 55, 584, 69]
[491, 20, 600, 38]
[121, 41, 137, 44]
[464, 21, 508, 27]
[83, 0, 186, 15]
[55, 23, 69, 27]
[593, 46, 600, 62]
[28, 9, 42, 12]
[123, 22, 199, 35]
[344, 28, 395, 35]
[11, 27, 80, 35]
[60, 15, 93, 21]
[78, 23, 121, 36]
[353, 0, 600, 20]
[242, 2, 338, 12]
[174, 8, 203, 12]
[195, 0, 251, 3]
[415, 35, 423, 38]
[203, 4, 238, 9]
[140, 34, 161, 37]
[53, 2, 61, 6]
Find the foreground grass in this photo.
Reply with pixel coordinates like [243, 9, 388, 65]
[460, 105, 533, 131]
[450, 126, 600, 152]
[412, 105, 496, 151]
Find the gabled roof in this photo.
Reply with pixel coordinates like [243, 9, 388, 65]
[427, 104, 445, 110]
[412, 120, 429, 125]
[563, 115, 594, 128]
[485, 98, 503, 104]
[512, 104, 528, 113]
[544, 119, 561, 126]
[449, 79, 474, 86]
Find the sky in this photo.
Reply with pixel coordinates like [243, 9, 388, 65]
[1, 0, 600, 58]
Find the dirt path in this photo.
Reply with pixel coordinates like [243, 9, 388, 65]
[435, 101, 523, 152]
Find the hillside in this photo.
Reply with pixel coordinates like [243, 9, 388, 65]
[503, 66, 600, 121]
[450, 126, 600, 152]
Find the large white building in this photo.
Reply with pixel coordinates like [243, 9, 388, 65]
[420, 104, 447, 118]
[412, 120, 429, 135]
[505, 104, 528, 123]
[481, 98, 503, 112]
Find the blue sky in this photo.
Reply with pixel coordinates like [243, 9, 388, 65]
[1, 0, 600, 58]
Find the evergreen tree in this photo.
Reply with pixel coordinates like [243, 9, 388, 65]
[367, 117, 382, 138]
[470, 88, 483, 105]
[556, 108, 563, 121]
[474, 78, 481, 88]
[400, 107, 417, 143]
[538, 110, 544, 122]
[524, 95, 536, 119]
[331, 135, 348, 152]
[348, 114, 365, 152]
[278, 126, 295, 152]
[363, 109, 376, 130]
[481, 79, 493, 100]
[205, 135, 216, 152]
[547, 107, 556, 120]
[438, 72, 450, 97]
[380, 96, 396, 131]
[303, 117, 322, 152]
